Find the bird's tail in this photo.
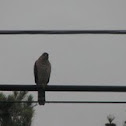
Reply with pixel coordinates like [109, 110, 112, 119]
[38, 84, 45, 105]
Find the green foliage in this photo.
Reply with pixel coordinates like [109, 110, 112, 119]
[0, 91, 35, 126]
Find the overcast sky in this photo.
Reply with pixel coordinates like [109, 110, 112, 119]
[0, 1, 126, 126]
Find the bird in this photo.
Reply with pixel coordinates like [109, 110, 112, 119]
[34, 52, 51, 105]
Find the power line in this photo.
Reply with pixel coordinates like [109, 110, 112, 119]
[0, 30, 126, 34]
[46, 101, 126, 104]
[0, 101, 38, 103]
[46, 85, 126, 92]
[0, 101, 126, 104]
[0, 85, 126, 92]
[1, 85, 126, 105]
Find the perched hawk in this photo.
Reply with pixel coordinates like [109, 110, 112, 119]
[34, 52, 51, 105]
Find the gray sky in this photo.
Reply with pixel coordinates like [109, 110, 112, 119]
[0, 0, 126, 126]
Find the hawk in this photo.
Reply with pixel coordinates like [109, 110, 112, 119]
[34, 52, 51, 105]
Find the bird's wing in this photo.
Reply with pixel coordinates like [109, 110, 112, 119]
[47, 62, 51, 83]
[34, 62, 38, 84]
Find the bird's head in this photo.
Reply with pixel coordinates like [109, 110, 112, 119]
[42, 52, 49, 60]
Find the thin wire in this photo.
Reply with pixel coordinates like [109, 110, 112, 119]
[0, 101, 126, 104]
[0, 30, 126, 34]
[0, 101, 38, 103]
[46, 101, 126, 104]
